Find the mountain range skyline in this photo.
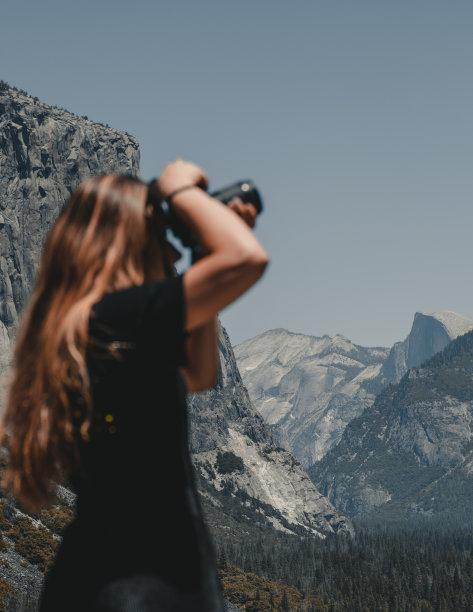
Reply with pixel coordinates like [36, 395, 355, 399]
[233, 309, 473, 351]
[235, 309, 473, 470]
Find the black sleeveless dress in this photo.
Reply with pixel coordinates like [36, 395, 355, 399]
[39, 275, 224, 612]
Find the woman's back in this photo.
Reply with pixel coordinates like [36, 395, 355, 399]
[41, 275, 224, 611]
[74, 275, 189, 516]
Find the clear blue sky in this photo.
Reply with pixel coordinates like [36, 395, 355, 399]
[2, 0, 473, 348]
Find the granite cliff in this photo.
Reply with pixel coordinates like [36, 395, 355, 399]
[378, 310, 473, 384]
[0, 83, 140, 609]
[0, 86, 140, 376]
[234, 329, 388, 467]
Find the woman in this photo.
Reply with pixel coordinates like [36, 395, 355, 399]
[0, 159, 268, 611]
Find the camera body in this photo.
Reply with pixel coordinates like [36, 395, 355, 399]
[157, 179, 263, 249]
[210, 180, 263, 213]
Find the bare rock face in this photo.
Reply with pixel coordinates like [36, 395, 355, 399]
[0, 88, 140, 377]
[234, 329, 389, 467]
[189, 325, 353, 537]
[379, 311, 473, 384]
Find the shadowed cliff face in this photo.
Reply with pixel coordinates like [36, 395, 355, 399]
[0, 87, 141, 606]
[189, 325, 271, 454]
[0, 88, 140, 375]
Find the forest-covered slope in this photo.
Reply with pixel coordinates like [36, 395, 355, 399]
[309, 330, 473, 522]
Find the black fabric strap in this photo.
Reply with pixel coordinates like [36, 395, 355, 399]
[147, 180, 202, 204]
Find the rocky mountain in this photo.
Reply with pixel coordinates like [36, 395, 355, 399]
[189, 325, 353, 538]
[0, 85, 140, 376]
[378, 310, 473, 384]
[308, 329, 473, 522]
[234, 312, 473, 469]
[234, 329, 389, 467]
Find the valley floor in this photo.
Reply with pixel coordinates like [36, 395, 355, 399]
[215, 519, 473, 612]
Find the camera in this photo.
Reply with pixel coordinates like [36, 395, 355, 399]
[148, 179, 263, 251]
[210, 180, 263, 213]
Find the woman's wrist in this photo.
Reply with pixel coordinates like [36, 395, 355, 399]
[163, 184, 199, 204]
[153, 159, 208, 204]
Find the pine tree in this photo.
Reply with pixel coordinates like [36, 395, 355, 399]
[280, 590, 290, 611]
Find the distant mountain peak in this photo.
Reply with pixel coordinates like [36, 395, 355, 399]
[415, 310, 473, 340]
[234, 328, 389, 466]
[380, 310, 473, 384]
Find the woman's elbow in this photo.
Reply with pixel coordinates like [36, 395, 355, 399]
[183, 361, 218, 393]
[242, 249, 269, 284]
[187, 371, 218, 393]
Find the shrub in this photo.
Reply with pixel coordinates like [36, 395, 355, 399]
[0, 502, 10, 531]
[219, 562, 307, 611]
[0, 535, 7, 552]
[8, 516, 58, 572]
[216, 451, 244, 475]
[37, 504, 74, 535]
[0, 578, 16, 610]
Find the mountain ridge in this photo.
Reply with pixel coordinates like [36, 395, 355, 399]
[308, 328, 473, 521]
[234, 310, 473, 468]
[234, 329, 389, 466]
[190, 324, 353, 537]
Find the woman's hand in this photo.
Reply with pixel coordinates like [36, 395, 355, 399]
[155, 159, 208, 201]
[156, 160, 258, 230]
[227, 198, 258, 229]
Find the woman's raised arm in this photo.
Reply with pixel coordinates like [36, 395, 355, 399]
[155, 160, 269, 332]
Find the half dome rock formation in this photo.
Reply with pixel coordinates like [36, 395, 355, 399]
[379, 310, 473, 384]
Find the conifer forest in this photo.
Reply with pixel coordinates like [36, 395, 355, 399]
[215, 520, 473, 611]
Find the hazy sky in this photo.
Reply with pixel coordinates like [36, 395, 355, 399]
[2, 0, 473, 347]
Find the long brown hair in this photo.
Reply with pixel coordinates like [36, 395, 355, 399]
[0, 174, 160, 511]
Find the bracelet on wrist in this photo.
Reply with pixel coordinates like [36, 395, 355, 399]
[147, 178, 205, 205]
[164, 184, 199, 204]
